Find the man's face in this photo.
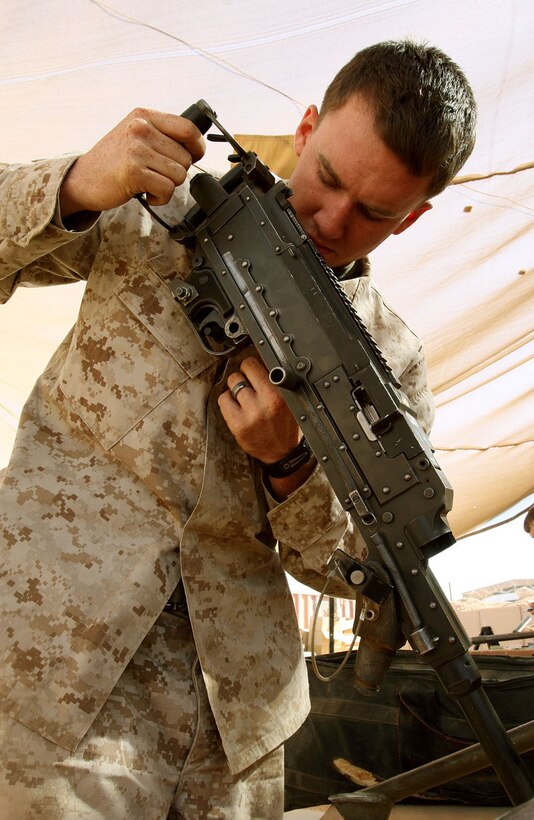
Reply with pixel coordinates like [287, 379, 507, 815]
[288, 95, 433, 268]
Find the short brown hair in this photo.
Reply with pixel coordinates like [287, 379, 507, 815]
[524, 506, 534, 534]
[320, 40, 477, 197]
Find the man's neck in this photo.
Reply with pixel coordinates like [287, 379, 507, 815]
[333, 257, 370, 281]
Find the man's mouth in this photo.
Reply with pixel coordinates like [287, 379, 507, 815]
[308, 234, 333, 259]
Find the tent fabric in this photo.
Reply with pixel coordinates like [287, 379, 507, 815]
[234, 134, 297, 179]
[1, 0, 533, 536]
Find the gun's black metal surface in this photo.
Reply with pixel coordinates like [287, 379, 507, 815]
[166, 100, 534, 808]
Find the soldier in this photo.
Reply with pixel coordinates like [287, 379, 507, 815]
[0, 40, 476, 818]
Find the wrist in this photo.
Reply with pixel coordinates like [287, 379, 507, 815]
[257, 438, 312, 478]
[265, 458, 317, 501]
[59, 159, 86, 218]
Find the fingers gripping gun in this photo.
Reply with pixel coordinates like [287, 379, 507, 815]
[143, 100, 533, 808]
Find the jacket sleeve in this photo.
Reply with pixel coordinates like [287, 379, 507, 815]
[398, 347, 434, 436]
[268, 465, 364, 597]
[0, 156, 103, 303]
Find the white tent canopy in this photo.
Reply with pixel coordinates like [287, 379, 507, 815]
[1, 0, 533, 535]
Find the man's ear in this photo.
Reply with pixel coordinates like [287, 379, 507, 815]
[294, 105, 320, 157]
[392, 202, 432, 235]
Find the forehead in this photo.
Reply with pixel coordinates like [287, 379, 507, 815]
[313, 98, 432, 208]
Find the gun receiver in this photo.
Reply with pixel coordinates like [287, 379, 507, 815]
[148, 100, 533, 808]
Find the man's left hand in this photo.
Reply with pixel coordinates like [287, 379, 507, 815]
[218, 357, 316, 498]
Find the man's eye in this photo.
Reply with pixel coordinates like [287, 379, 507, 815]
[319, 171, 337, 188]
[360, 206, 384, 223]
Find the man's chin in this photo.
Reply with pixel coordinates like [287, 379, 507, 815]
[311, 240, 336, 265]
[318, 245, 360, 269]
[305, 232, 349, 267]
[318, 247, 344, 268]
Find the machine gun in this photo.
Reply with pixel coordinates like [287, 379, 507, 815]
[138, 100, 534, 815]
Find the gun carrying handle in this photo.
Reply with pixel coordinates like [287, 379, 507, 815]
[135, 100, 217, 226]
[180, 99, 216, 135]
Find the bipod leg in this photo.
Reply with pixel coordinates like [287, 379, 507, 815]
[497, 796, 534, 818]
[328, 720, 534, 818]
[457, 687, 534, 805]
[328, 791, 393, 820]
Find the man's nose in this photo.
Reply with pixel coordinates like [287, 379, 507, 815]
[314, 196, 351, 239]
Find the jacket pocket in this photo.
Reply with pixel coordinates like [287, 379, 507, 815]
[57, 262, 216, 450]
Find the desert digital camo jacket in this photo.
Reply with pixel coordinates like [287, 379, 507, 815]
[0, 156, 434, 774]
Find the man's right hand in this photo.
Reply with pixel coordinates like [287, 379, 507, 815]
[59, 107, 206, 218]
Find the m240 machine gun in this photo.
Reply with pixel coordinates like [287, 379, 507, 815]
[138, 100, 534, 817]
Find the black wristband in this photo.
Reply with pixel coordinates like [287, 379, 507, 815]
[258, 439, 312, 478]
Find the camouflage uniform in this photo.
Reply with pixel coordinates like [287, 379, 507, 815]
[0, 156, 434, 815]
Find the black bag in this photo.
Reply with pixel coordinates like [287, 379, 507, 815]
[284, 650, 534, 809]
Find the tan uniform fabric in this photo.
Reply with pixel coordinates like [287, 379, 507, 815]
[0, 157, 434, 775]
[0, 612, 284, 819]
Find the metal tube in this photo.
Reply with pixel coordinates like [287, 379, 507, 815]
[497, 796, 534, 818]
[458, 688, 534, 805]
[329, 719, 534, 816]
[329, 792, 393, 820]
[471, 631, 534, 646]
